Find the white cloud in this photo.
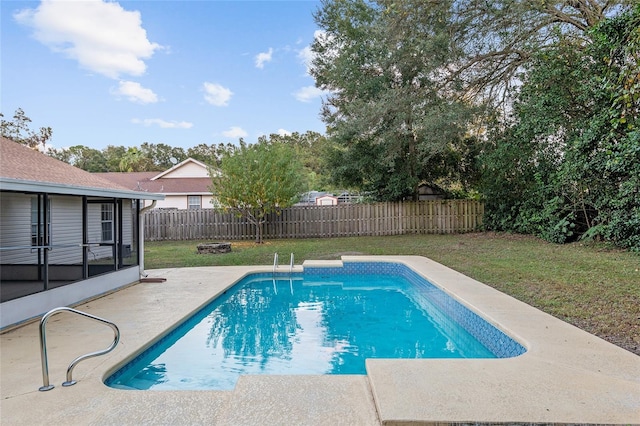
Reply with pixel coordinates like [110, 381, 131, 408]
[131, 118, 192, 129]
[298, 30, 331, 75]
[277, 128, 292, 136]
[112, 81, 158, 104]
[14, 0, 162, 79]
[222, 126, 248, 139]
[255, 47, 273, 69]
[294, 85, 328, 103]
[203, 82, 233, 106]
[298, 45, 315, 75]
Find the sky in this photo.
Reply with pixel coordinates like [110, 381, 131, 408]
[1, 0, 329, 151]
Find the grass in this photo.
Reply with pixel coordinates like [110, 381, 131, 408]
[144, 232, 640, 355]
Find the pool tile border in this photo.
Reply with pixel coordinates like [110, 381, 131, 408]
[305, 261, 526, 359]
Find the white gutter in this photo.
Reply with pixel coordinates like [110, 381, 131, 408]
[0, 177, 164, 200]
[138, 200, 157, 278]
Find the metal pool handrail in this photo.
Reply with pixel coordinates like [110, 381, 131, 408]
[273, 252, 295, 275]
[273, 252, 279, 275]
[39, 307, 120, 391]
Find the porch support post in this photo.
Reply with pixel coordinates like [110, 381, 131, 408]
[82, 196, 88, 279]
[42, 193, 49, 290]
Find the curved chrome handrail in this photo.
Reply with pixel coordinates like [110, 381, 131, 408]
[39, 307, 120, 391]
[273, 252, 279, 275]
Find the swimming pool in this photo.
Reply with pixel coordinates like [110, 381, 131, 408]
[106, 262, 525, 390]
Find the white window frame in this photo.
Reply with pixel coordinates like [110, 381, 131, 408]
[101, 203, 114, 242]
[187, 195, 201, 210]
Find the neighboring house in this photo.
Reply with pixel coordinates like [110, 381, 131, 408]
[296, 191, 329, 206]
[296, 191, 361, 206]
[0, 137, 164, 329]
[96, 158, 217, 209]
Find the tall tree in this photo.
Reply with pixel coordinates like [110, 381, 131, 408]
[446, 0, 633, 105]
[102, 145, 128, 171]
[118, 147, 155, 172]
[187, 142, 235, 166]
[210, 140, 306, 243]
[139, 142, 187, 170]
[481, 5, 640, 249]
[47, 145, 107, 172]
[312, 0, 477, 200]
[0, 108, 52, 149]
[264, 131, 332, 190]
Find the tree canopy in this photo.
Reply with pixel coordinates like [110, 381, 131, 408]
[481, 4, 640, 250]
[445, 0, 632, 104]
[0, 108, 52, 150]
[210, 138, 306, 243]
[312, 0, 479, 200]
[310, 0, 638, 249]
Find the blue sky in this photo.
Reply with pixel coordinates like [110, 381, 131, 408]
[1, 0, 328, 150]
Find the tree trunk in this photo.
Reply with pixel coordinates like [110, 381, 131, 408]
[254, 220, 264, 244]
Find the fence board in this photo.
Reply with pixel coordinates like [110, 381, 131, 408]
[143, 200, 484, 241]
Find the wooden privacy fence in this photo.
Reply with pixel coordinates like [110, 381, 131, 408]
[143, 200, 484, 241]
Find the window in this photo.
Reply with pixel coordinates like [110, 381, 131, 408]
[188, 195, 201, 210]
[31, 197, 50, 246]
[101, 203, 114, 242]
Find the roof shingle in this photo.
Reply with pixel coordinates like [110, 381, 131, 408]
[95, 173, 213, 194]
[0, 136, 131, 191]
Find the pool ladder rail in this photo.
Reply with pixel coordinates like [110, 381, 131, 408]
[38, 307, 120, 391]
[273, 252, 295, 275]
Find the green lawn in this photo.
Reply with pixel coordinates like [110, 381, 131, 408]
[144, 232, 640, 355]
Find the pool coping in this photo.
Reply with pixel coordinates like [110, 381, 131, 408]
[1, 256, 638, 425]
[348, 256, 640, 424]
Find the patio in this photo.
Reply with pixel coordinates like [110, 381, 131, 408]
[1, 257, 638, 425]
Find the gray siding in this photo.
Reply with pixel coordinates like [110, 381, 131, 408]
[0, 193, 32, 264]
[48, 196, 83, 264]
[0, 195, 135, 264]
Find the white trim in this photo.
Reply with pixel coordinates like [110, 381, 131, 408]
[0, 177, 164, 200]
[151, 158, 212, 180]
[157, 192, 211, 196]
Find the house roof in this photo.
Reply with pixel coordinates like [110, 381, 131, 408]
[94, 172, 213, 195]
[0, 136, 163, 200]
[95, 157, 215, 195]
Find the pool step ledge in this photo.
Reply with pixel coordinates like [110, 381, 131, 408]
[301, 259, 344, 268]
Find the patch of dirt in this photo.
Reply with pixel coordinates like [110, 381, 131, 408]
[569, 317, 640, 356]
[230, 241, 272, 248]
[463, 231, 541, 241]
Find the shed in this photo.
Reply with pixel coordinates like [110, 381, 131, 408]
[316, 195, 339, 206]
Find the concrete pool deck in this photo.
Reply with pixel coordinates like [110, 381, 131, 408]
[1, 256, 638, 425]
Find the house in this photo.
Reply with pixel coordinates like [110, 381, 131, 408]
[95, 158, 217, 209]
[0, 137, 164, 329]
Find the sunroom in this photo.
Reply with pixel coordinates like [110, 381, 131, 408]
[0, 137, 163, 329]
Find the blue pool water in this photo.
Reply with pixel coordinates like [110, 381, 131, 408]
[106, 262, 525, 390]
